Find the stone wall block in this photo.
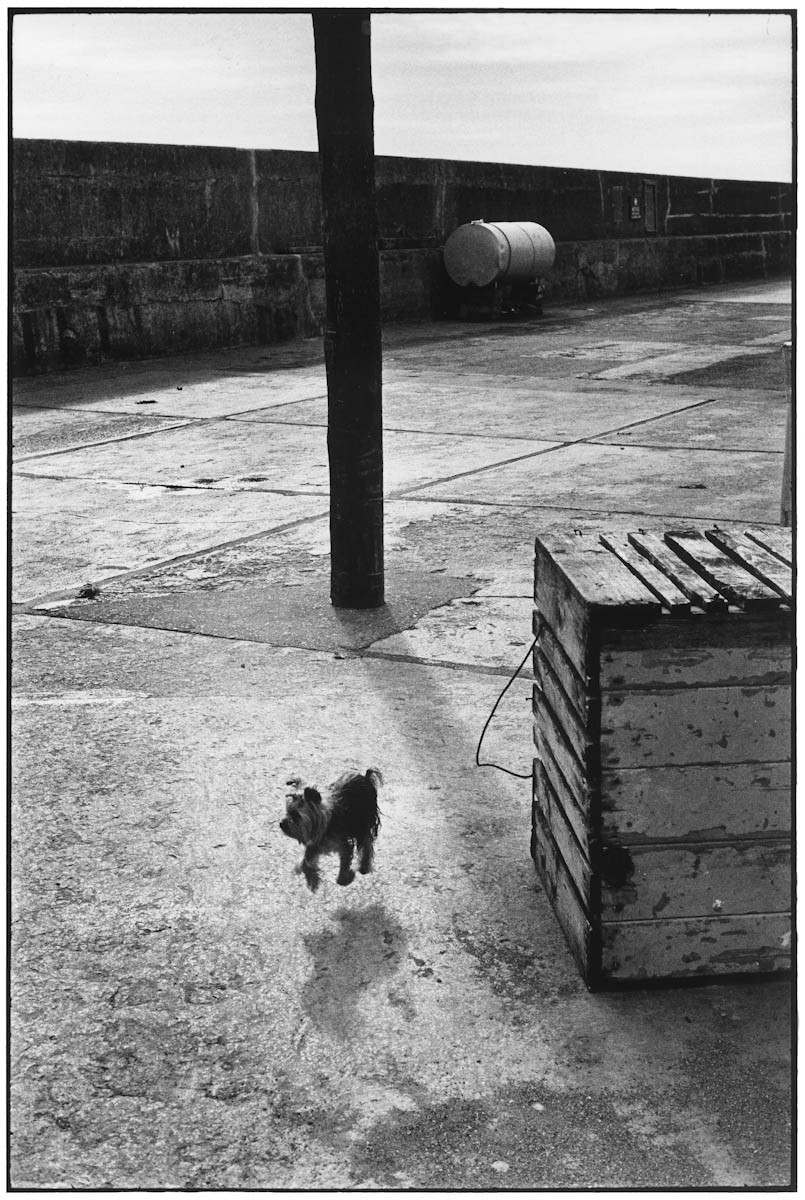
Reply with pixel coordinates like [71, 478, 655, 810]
[12, 255, 320, 373]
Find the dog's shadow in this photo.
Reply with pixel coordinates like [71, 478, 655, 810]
[301, 902, 411, 1038]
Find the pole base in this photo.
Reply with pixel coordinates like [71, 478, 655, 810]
[331, 575, 385, 610]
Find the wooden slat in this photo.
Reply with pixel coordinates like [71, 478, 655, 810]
[600, 762, 792, 845]
[536, 532, 661, 621]
[533, 685, 599, 792]
[535, 647, 598, 739]
[627, 531, 727, 610]
[535, 620, 590, 717]
[705, 529, 792, 600]
[534, 761, 593, 908]
[531, 803, 596, 983]
[600, 684, 791, 769]
[600, 621, 791, 690]
[601, 840, 791, 923]
[599, 533, 691, 612]
[743, 525, 793, 566]
[535, 724, 594, 850]
[664, 530, 782, 610]
[600, 913, 791, 983]
[535, 550, 596, 679]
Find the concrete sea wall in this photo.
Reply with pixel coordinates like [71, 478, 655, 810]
[12, 139, 792, 373]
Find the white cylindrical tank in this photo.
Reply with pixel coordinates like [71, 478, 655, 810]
[443, 220, 556, 288]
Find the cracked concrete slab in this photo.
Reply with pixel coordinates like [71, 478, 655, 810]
[368, 595, 535, 673]
[410, 441, 784, 522]
[12, 406, 191, 460]
[237, 379, 728, 443]
[12, 474, 326, 603]
[31, 493, 738, 608]
[592, 389, 788, 451]
[17, 419, 557, 497]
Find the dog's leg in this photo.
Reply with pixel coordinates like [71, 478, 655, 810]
[336, 842, 355, 886]
[297, 850, 322, 892]
[357, 837, 375, 875]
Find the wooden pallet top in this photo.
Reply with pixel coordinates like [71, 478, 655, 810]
[535, 526, 792, 616]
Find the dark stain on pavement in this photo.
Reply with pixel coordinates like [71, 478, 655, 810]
[668, 351, 785, 389]
[348, 1081, 731, 1189]
[452, 919, 585, 1007]
[41, 569, 480, 652]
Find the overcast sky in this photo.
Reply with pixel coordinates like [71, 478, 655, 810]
[11, 8, 793, 182]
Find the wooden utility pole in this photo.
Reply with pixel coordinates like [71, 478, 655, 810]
[313, 10, 384, 608]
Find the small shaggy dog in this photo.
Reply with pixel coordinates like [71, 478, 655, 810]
[280, 769, 383, 892]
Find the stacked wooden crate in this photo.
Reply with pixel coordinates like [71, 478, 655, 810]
[532, 526, 792, 989]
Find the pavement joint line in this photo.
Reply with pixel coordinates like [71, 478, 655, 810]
[391, 441, 574, 496]
[221, 394, 329, 419]
[10, 606, 537, 679]
[12, 386, 781, 471]
[12, 470, 327, 498]
[562, 392, 745, 443]
[12, 508, 332, 609]
[393, 493, 783, 525]
[13, 400, 108, 411]
[13, 394, 329, 425]
[223, 413, 568, 444]
[13, 420, 202, 463]
[390, 392, 759, 497]
[358, 648, 536, 680]
[590, 441, 784, 454]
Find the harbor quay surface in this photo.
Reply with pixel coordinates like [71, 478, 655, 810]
[11, 278, 793, 1189]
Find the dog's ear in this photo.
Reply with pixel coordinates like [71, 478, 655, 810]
[303, 787, 322, 804]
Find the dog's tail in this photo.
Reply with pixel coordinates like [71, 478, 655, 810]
[364, 768, 384, 790]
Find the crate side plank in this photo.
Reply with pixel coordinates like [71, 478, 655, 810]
[600, 685, 791, 768]
[664, 531, 782, 609]
[534, 760, 594, 908]
[535, 726, 595, 849]
[534, 687, 599, 795]
[600, 913, 791, 982]
[535, 620, 592, 717]
[705, 529, 792, 599]
[600, 840, 791, 922]
[601, 761, 792, 844]
[535, 648, 599, 741]
[534, 553, 596, 679]
[599, 623, 791, 692]
[531, 804, 597, 985]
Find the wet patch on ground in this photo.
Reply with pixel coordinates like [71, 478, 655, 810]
[452, 917, 586, 1007]
[667, 350, 786, 389]
[348, 1082, 730, 1189]
[34, 568, 482, 652]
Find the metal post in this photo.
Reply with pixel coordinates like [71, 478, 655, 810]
[313, 10, 384, 608]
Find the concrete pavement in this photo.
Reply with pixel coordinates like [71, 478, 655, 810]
[11, 278, 793, 1188]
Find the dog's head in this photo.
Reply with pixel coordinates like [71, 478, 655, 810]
[280, 778, 326, 845]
